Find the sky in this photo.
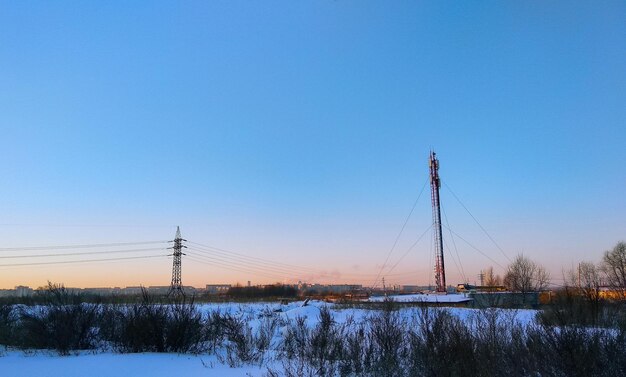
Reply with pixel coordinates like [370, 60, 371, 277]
[0, 1, 625, 289]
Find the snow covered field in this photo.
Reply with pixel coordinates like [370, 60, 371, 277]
[0, 300, 539, 377]
[1, 352, 265, 377]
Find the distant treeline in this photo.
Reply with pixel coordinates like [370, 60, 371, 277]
[0, 284, 300, 305]
[226, 284, 297, 298]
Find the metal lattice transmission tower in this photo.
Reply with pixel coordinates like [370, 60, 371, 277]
[168, 226, 187, 297]
[429, 151, 447, 293]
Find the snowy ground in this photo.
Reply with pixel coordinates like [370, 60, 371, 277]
[0, 352, 266, 377]
[0, 300, 538, 376]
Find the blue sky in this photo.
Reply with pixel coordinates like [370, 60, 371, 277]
[1, 1, 624, 288]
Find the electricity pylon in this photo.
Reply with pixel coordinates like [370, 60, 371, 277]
[168, 226, 187, 298]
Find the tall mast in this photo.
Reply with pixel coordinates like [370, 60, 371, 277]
[429, 151, 446, 293]
[168, 226, 186, 298]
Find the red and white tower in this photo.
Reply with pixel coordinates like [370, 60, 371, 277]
[429, 151, 447, 293]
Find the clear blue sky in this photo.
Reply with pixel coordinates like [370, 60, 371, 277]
[1, 1, 624, 288]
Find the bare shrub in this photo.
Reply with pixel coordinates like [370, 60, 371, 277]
[0, 304, 16, 347]
[367, 301, 405, 377]
[17, 283, 101, 355]
[408, 306, 476, 377]
[266, 358, 319, 377]
[602, 327, 626, 375]
[164, 300, 204, 353]
[222, 311, 280, 367]
[304, 307, 341, 373]
[102, 302, 168, 352]
[277, 306, 347, 376]
[255, 316, 280, 363]
[535, 324, 607, 377]
[282, 316, 309, 361]
[221, 312, 259, 366]
[471, 309, 521, 377]
[101, 290, 203, 353]
[204, 308, 227, 353]
[269, 302, 626, 377]
[338, 319, 370, 376]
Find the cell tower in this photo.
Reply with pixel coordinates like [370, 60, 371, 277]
[429, 151, 447, 293]
[168, 226, 187, 297]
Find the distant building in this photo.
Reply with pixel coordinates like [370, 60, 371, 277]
[205, 284, 231, 294]
[15, 285, 33, 297]
[147, 286, 170, 295]
[303, 284, 363, 295]
[122, 286, 144, 295]
[456, 283, 506, 293]
[82, 287, 121, 296]
[599, 286, 626, 300]
[401, 285, 422, 293]
[0, 286, 34, 297]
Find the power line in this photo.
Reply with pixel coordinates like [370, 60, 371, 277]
[187, 244, 315, 274]
[0, 254, 168, 268]
[0, 247, 167, 259]
[442, 181, 511, 262]
[188, 241, 317, 272]
[428, 224, 433, 288]
[185, 254, 291, 281]
[187, 246, 426, 286]
[441, 204, 467, 282]
[0, 241, 168, 252]
[442, 237, 466, 284]
[372, 177, 429, 289]
[370, 224, 432, 288]
[189, 243, 412, 279]
[188, 249, 411, 281]
[384, 225, 433, 278]
[186, 249, 308, 277]
[440, 224, 506, 270]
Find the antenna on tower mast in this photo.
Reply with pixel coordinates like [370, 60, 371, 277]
[429, 151, 447, 293]
[168, 226, 187, 298]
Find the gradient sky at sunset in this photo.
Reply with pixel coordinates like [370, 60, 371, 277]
[1, 1, 625, 289]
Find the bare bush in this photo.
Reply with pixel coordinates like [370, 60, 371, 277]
[221, 312, 260, 366]
[338, 319, 370, 376]
[367, 301, 405, 377]
[409, 306, 476, 377]
[17, 283, 101, 355]
[164, 300, 204, 353]
[101, 290, 204, 353]
[471, 309, 522, 377]
[204, 309, 227, 352]
[282, 316, 309, 361]
[0, 304, 16, 348]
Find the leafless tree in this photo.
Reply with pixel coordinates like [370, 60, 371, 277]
[602, 241, 626, 299]
[503, 254, 550, 294]
[568, 261, 602, 303]
[484, 266, 502, 287]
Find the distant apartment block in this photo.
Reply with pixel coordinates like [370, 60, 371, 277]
[0, 286, 34, 297]
[205, 284, 232, 294]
